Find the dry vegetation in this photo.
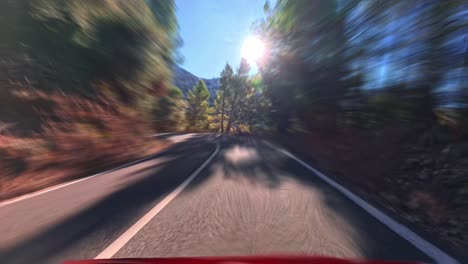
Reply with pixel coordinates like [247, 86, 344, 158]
[0, 89, 166, 201]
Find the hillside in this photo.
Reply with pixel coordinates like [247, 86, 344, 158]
[173, 65, 220, 100]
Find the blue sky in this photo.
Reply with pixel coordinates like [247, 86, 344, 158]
[175, 0, 267, 78]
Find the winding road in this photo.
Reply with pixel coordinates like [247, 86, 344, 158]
[0, 134, 459, 263]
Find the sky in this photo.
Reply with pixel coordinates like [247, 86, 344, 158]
[175, 0, 267, 78]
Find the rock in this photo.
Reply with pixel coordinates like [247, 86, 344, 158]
[433, 127, 452, 145]
[441, 145, 451, 154]
[440, 220, 456, 229]
[381, 193, 400, 204]
[420, 157, 434, 167]
[453, 196, 468, 206]
[456, 186, 468, 195]
[404, 146, 425, 153]
[446, 230, 464, 240]
[435, 159, 445, 169]
[440, 168, 451, 175]
[406, 158, 420, 166]
[441, 175, 466, 187]
[405, 214, 420, 223]
[417, 131, 433, 148]
[438, 153, 449, 164]
[450, 141, 468, 159]
[406, 198, 420, 209]
[401, 165, 412, 171]
[448, 219, 462, 229]
[417, 168, 432, 181]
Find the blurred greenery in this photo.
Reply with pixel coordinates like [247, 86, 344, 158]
[1, 0, 179, 110]
[0, 0, 183, 198]
[186, 80, 211, 132]
[252, 0, 467, 134]
[153, 86, 186, 132]
[208, 59, 270, 134]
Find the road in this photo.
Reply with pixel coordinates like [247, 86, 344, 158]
[0, 134, 457, 263]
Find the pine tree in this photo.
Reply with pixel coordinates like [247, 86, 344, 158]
[154, 86, 186, 132]
[186, 80, 211, 131]
[217, 63, 234, 132]
[225, 58, 251, 133]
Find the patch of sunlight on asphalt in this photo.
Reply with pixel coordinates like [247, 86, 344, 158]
[168, 134, 196, 144]
[224, 145, 260, 166]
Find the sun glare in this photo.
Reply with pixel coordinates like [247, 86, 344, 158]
[241, 36, 264, 64]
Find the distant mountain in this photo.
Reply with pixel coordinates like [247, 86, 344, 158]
[173, 65, 220, 100]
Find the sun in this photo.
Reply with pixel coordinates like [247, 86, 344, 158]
[241, 36, 264, 64]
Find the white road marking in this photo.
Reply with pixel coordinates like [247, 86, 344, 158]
[167, 134, 197, 144]
[153, 132, 174, 136]
[0, 150, 169, 208]
[95, 143, 220, 259]
[264, 140, 459, 264]
[0, 134, 197, 208]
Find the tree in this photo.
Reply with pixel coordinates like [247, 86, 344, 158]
[212, 65, 270, 134]
[225, 58, 251, 133]
[254, 0, 352, 132]
[241, 74, 270, 133]
[1, 0, 178, 108]
[154, 86, 186, 132]
[217, 63, 234, 132]
[253, 0, 468, 133]
[186, 80, 211, 131]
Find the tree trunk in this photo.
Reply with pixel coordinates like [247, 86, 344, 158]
[226, 100, 238, 133]
[220, 94, 225, 132]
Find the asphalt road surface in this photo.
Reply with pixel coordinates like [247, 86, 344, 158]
[0, 134, 458, 263]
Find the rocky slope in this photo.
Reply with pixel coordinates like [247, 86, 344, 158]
[173, 65, 220, 100]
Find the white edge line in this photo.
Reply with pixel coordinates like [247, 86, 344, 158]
[152, 132, 173, 137]
[0, 149, 170, 208]
[263, 140, 458, 264]
[95, 143, 220, 259]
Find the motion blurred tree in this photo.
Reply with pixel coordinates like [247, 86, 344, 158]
[244, 74, 271, 133]
[186, 80, 211, 131]
[153, 86, 187, 132]
[225, 58, 251, 133]
[254, 0, 351, 132]
[1, 0, 179, 109]
[254, 0, 467, 134]
[212, 90, 226, 132]
[216, 63, 234, 132]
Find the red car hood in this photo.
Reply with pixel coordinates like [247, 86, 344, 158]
[64, 256, 425, 264]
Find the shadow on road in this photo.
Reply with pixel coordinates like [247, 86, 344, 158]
[0, 134, 440, 263]
[0, 134, 218, 264]
[209, 135, 432, 263]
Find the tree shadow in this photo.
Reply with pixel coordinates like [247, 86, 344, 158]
[215, 135, 434, 263]
[0, 134, 218, 264]
[0, 134, 444, 263]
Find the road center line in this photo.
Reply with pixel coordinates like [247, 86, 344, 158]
[263, 140, 459, 264]
[95, 143, 220, 259]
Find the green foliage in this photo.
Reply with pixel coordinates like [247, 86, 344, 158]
[215, 63, 235, 132]
[211, 61, 269, 133]
[253, 0, 349, 131]
[223, 58, 251, 132]
[186, 80, 211, 131]
[154, 86, 187, 132]
[1, 0, 178, 107]
[253, 0, 467, 134]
